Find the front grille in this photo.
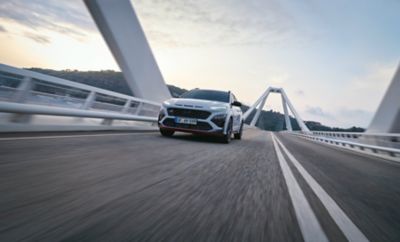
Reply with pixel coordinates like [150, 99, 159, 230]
[163, 118, 212, 131]
[167, 108, 210, 119]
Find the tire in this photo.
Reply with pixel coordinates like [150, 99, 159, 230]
[234, 122, 243, 140]
[160, 129, 174, 137]
[222, 119, 233, 144]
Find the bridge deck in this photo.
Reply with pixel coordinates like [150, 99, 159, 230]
[0, 129, 399, 241]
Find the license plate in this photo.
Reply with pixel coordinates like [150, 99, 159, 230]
[175, 117, 197, 125]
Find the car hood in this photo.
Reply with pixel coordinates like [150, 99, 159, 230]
[163, 98, 229, 110]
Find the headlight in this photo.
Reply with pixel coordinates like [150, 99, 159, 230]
[210, 106, 227, 111]
[162, 100, 172, 107]
[211, 114, 227, 128]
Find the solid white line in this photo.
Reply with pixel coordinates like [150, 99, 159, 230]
[0, 132, 149, 141]
[274, 134, 369, 242]
[271, 133, 328, 242]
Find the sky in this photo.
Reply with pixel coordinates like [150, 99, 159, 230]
[0, 0, 399, 128]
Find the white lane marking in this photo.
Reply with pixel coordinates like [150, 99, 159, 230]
[0, 132, 151, 141]
[274, 134, 369, 242]
[271, 133, 328, 242]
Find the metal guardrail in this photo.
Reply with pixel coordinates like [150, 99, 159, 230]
[0, 102, 157, 122]
[0, 64, 161, 130]
[308, 131, 400, 149]
[311, 131, 400, 140]
[289, 131, 400, 161]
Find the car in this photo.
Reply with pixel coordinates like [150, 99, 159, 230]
[158, 89, 244, 143]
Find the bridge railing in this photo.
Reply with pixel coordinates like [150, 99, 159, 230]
[0, 64, 161, 131]
[308, 131, 400, 149]
[289, 131, 400, 161]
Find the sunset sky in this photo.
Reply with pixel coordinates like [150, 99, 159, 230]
[0, 0, 399, 128]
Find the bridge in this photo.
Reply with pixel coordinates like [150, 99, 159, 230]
[1, 0, 400, 241]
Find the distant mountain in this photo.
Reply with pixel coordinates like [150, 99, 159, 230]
[242, 106, 364, 132]
[27, 68, 364, 132]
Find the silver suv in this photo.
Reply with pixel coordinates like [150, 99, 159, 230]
[158, 89, 244, 143]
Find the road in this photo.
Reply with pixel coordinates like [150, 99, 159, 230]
[0, 128, 399, 241]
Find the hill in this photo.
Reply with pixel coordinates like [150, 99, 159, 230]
[27, 68, 364, 132]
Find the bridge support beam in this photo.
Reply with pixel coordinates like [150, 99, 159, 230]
[367, 64, 400, 133]
[84, 0, 171, 103]
[243, 87, 271, 121]
[244, 87, 309, 132]
[281, 94, 292, 131]
[280, 89, 310, 132]
[250, 90, 270, 126]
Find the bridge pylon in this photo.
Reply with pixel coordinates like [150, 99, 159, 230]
[84, 0, 171, 103]
[367, 63, 400, 133]
[243, 87, 310, 132]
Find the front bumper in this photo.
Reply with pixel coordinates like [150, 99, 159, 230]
[158, 107, 227, 135]
[159, 125, 225, 136]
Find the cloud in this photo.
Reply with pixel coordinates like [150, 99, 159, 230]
[133, 0, 302, 48]
[305, 106, 334, 119]
[337, 108, 374, 128]
[0, 25, 6, 32]
[341, 61, 397, 111]
[0, 0, 94, 40]
[305, 105, 374, 128]
[295, 90, 305, 96]
[23, 32, 50, 44]
[0, 0, 310, 48]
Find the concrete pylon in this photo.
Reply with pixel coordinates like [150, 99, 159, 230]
[281, 94, 292, 131]
[243, 87, 271, 121]
[280, 89, 310, 132]
[84, 0, 171, 103]
[367, 64, 400, 133]
[250, 94, 268, 126]
[245, 87, 309, 132]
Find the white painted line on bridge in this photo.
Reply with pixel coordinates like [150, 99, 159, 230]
[0, 132, 148, 141]
[271, 133, 328, 242]
[274, 134, 369, 242]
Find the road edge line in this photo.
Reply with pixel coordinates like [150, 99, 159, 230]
[274, 134, 369, 242]
[271, 133, 328, 242]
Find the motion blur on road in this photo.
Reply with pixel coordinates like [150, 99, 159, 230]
[1, 0, 400, 241]
[1, 128, 400, 241]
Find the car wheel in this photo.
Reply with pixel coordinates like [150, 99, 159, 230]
[160, 129, 174, 137]
[234, 122, 243, 140]
[222, 119, 233, 144]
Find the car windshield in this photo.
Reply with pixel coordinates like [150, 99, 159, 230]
[180, 89, 229, 103]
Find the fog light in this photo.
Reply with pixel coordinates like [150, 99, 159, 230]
[158, 110, 166, 121]
[211, 114, 226, 127]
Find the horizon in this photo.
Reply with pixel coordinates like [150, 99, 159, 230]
[1, 0, 399, 128]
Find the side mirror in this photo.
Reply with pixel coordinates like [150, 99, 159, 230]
[232, 101, 242, 107]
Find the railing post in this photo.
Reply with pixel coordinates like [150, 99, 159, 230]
[101, 118, 113, 125]
[122, 99, 131, 113]
[134, 102, 143, 115]
[13, 77, 33, 103]
[82, 91, 96, 109]
[10, 77, 34, 123]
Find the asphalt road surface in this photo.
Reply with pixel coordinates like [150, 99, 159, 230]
[0, 128, 399, 242]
